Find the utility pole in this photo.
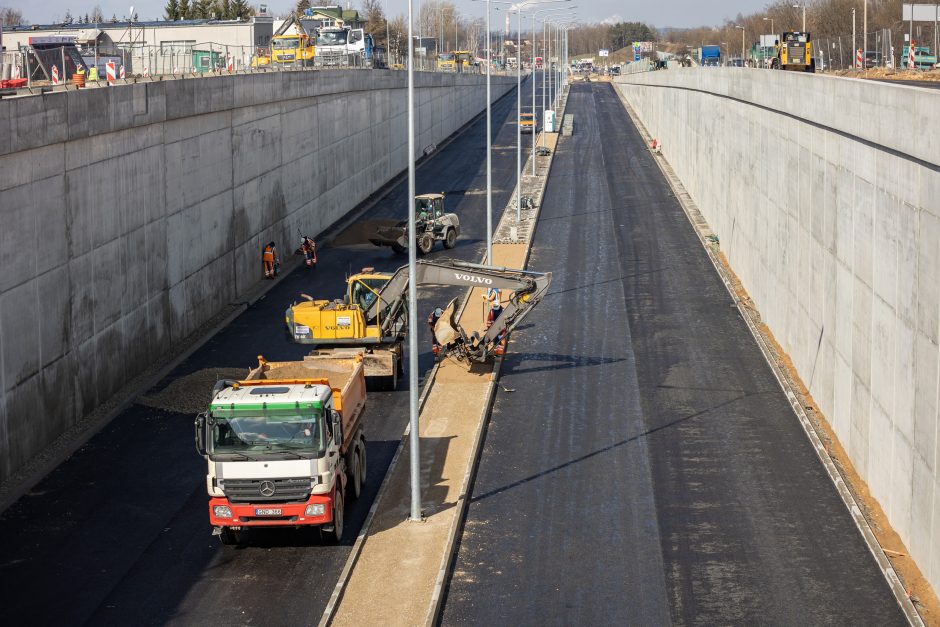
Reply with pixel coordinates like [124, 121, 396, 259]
[852, 7, 856, 68]
[863, 0, 867, 61]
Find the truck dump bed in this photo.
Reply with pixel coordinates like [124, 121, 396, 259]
[244, 354, 367, 444]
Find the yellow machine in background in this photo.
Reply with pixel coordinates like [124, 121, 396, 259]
[773, 32, 815, 73]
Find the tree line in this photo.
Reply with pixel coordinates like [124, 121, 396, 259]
[164, 0, 253, 21]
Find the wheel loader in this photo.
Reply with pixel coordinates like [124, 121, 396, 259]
[369, 193, 460, 255]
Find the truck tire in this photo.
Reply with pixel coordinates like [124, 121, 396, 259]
[359, 437, 368, 485]
[219, 527, 240, 546]
[807, 59, 816, 73]
[443, 228, 457, 249]
[323, 490, 344, 543]
[418, 233, 434, 255]
[350, 450, 362, 500]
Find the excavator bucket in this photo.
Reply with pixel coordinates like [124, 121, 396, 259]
[433, 297, 464, 348]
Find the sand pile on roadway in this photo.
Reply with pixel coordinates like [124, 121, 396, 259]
[137, 368, 248, 415]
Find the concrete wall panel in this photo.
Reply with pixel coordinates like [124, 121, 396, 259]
[616, 69, 940, 594]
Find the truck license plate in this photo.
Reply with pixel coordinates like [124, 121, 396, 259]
[255, 508, 282, 516]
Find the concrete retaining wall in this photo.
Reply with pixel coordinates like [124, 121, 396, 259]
[0, 70, 514, 484]
[615, 69, 940, 593]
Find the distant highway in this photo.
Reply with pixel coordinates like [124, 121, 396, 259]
[872, 78, 940, 89]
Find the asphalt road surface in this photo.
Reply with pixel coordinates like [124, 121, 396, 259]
[0, 74, 545, 626]
[441, 82, 906, 625]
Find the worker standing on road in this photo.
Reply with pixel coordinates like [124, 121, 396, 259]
[484, 288, 503, 330]
[428, 307, 444, 355]
[262, 241, 278, 279]
[300, 235, 317, 268]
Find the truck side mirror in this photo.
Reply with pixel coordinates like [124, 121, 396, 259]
[195, 413, 208, 456]
[333, 410, 343, 445]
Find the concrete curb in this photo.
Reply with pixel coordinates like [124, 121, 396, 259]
[612, 85, 925, 627]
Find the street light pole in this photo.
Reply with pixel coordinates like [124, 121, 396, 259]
[486, 0, 492, 263]
[406, 0, 421, 523]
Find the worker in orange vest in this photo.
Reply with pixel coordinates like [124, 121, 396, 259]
[262, 241, 278, 279]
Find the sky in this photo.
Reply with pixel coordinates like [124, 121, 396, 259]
[9, 0, 755, 30]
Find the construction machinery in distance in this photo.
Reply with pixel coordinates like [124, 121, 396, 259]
[271, 13, 317, 66]
[285, 259, 553, 388]
[369, 193, 460, 255]
[772, 32, 815, 72]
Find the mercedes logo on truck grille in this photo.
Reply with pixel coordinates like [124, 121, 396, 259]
[259, 481, 276, 497]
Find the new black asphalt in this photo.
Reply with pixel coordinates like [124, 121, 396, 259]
[441, 82, 906, 625]
[0, 75, 545, 625]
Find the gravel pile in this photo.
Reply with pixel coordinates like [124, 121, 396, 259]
[138, 368, 247, 415]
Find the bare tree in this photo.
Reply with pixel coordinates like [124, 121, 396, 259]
[0, 6, 26, 25]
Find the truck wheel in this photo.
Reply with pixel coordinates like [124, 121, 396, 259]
[443, 228, 457, 249]
[359, 438, 368, 485]
[391, 243, 407, 255]
[418, 233, 434, 255]
[323, 490, 344, 543]
[350, 450, 362, 500]
[219, 527, 240, 546]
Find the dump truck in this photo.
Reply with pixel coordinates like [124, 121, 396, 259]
[772, 32, 815, 72]
[369, 193, 460, 255]
[285, 259, 553, 388]
[195, 353, 367, 545]
[271, 13, 317, 66]
[700, 45, 721, 67]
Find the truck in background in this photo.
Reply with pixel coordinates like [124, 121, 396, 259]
[315, 25, 370, 65]
[700, 45, 721, 67]
[196, 353, 367, 545]
[271, 13, 317, 66]
[901, 45, 938, 69]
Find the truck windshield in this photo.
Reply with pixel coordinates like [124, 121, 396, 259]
[439, 53, 455, 61]
[318, 31, 347, 46]
[273, 37, 300, 49]
[209, 409, 324, 458]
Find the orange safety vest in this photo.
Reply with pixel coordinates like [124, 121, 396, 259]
[262, 245, 275, 263]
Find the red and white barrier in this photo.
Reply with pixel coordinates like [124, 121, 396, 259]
[191, 66, 196, 74]
[143, 67, 150, 78]
[855, 49, 863, 69]
[106, 60, 116, 85]
[12, 64, 20, 79]
[173, 66, 179, 75]
[226, 54, 234, 73]
[119, 64, 125, 79]
[51, 65, 60, 85]
[908, 40, 916, 69]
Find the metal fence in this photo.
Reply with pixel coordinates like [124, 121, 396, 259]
[1, 42, 490, 89]
[812, 29, 898, 71]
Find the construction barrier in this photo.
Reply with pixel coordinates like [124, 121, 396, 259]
[856, 49, 863, 69]
[226, 54, 234, 72]
[51, 65, 60, 85]
[119, 64, 125, 79]
[106, 60, 116, 85]
[908, 40, 915, 69]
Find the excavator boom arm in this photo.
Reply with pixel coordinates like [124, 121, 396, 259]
[362, 259, 552, 363]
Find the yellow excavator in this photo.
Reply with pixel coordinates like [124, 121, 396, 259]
[285, 259, 552, 388]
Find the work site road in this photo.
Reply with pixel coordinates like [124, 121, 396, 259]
[441, 82, 907, 625]
[0, 74, 546, 625]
